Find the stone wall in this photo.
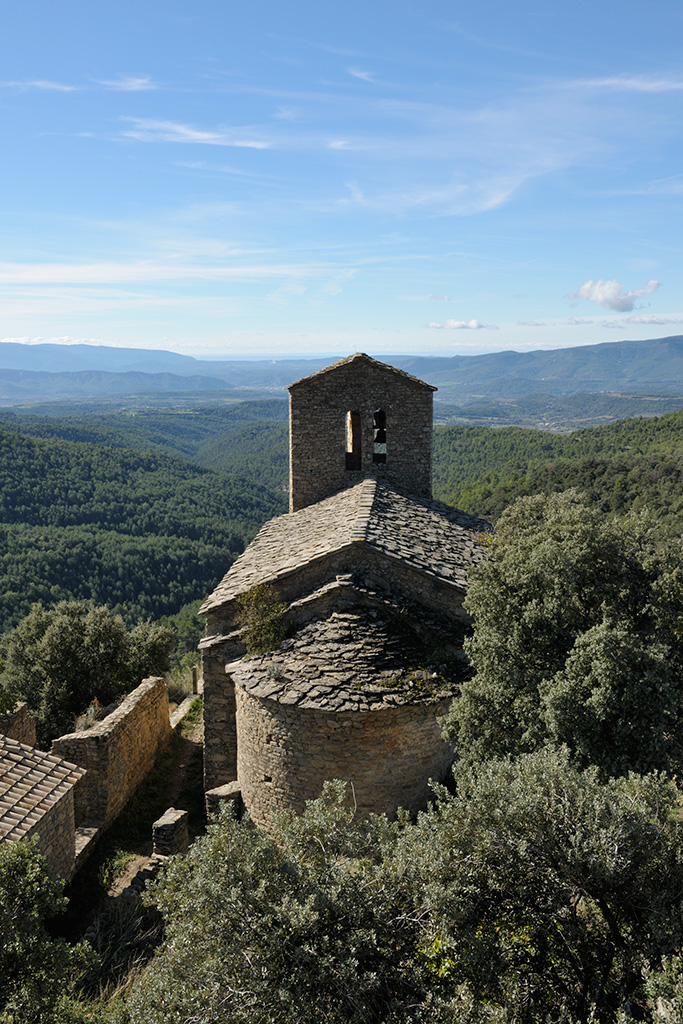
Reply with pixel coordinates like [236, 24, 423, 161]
[289, 355, 434, 511]
[202, 645, 238, 791]
[235, 685, 454, 830]
[51, 677, 171, 827]
[0, 702, 36, 747]
[24, 787, 77, 882]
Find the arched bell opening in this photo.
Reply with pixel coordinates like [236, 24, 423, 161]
[373, 408, 387, 464]
[345, 410, 362, 470]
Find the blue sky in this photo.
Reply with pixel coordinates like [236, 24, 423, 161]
[2, 0, 683, 359]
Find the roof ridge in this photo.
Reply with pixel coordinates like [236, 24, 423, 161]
[349, 478, 377, 543]
[287, 352, 437, 391]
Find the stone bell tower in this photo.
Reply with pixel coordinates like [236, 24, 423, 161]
[287, 352, 436, 512]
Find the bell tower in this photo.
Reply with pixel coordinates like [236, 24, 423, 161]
[287, 353, 436, 512]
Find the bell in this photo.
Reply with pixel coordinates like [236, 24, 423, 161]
[373, 409, 386, 429]
[374, 427, 387, 444]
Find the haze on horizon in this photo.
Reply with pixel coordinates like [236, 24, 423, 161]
[1, 0, 682, 361]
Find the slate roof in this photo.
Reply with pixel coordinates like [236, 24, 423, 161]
[0, 736, 85, 843]
[287, 352, 437, 392]
[227, 608, 457, 712]
[200, 478, 491, 614]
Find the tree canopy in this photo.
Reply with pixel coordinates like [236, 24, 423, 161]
[114, 754, 683, 1024]
[442, 490, 683, 777]
[0, 840, 91, 1024]
[0, 601, 174, 744]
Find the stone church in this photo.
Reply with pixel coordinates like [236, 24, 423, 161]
[199, 353, 490, 829]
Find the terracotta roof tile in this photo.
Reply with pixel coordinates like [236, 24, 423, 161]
[0, 736, 85, 842]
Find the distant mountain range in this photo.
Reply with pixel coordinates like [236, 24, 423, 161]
[1, 336, 683, 405]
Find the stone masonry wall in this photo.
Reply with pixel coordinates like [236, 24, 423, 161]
[51, 677, 171, 827]
[24, 787, 77, 882]
[0, 702, 36, 747]
[202, 646, 238, 791]
[289, 357, 434, 511]
[235, 685, 454, 830]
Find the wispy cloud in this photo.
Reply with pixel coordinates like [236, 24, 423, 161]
[0, 259, 352, 285]
[577, 75, 683, 93]
[567, 317, 595, 325]
[347, 68, 375, 82]
[625, 314, 683, 325]
[97, 74, 157, 91]
[119, 118, 270, 149]
[0, 79, 76, 91]
[569, 278, 661, 312]
[518, 320, 548, 327]
[428, 318, 499, 330]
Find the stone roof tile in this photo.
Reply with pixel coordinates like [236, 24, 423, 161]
[0, 736, 85, 843]
[287, 352, 437, 392]
[227, 608, 458, 712]
[200, 479, 491, 613]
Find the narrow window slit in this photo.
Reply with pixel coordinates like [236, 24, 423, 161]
[373, 408, 387, 463]
[345, 410, 361, 470]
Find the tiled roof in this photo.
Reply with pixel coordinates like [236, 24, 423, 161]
[0, 736, 85, 843]
[200, 479, 491, 614]
[287, 352, 437, 391]
[228, 608, 458, 712]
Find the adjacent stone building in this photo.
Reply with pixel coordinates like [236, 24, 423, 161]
[200, 353, 490, 829]
[0, 736, 85, 881]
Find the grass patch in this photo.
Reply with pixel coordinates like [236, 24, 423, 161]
[178, 695, 203, 733]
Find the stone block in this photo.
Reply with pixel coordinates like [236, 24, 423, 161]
[152, 807, 189, 856]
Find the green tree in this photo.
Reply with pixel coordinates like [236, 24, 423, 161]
[442, 491, 683, 776]
[400, 747, 683, 1024]
[235, 583, 287, 656]
[0, 840, 92, 1023]
[0, 601, 174, 744]
[120, 784, 427, 1024]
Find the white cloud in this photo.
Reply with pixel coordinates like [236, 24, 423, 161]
[428, 294, 451, 302]
[578, 75, 683, 93]
[567, 317, 595, 325]
[97, 74, 157, 91]
[518, 320, 547, 327]
[347, 68, 375, 82]
[119, 118, 270, 149]
[625, 314, 683, 325]
[0, 259, 346, 284]
[0, 79, 76, 91]
[428, 318, 499, 330]
[569, 278, 661, 312]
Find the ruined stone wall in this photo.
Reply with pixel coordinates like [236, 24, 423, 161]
[289, 360, 433, 511]
[24, 788, 77, 881]
[235, 685, 454, 830]
[0, 702, 36, 747]
[51, 677, 171, 827]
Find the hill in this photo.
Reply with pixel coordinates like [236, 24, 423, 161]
[0, 427, 285, 635]
[4, 337, 683, 412]
[433, 406, 683, 523]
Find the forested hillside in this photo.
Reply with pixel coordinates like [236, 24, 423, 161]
[433, 407, 683, 523]
[0, 427, 285, 634]
[3, 400, 683, 639]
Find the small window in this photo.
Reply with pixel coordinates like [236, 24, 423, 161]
[373, 408, 386, 464]
[345, 410, 361, 470]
